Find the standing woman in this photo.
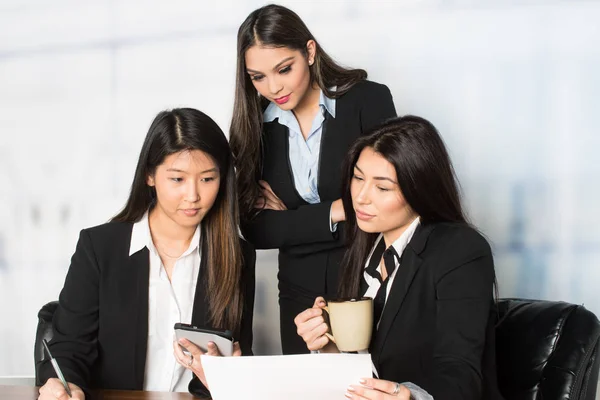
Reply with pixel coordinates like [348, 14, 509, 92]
[38, 108, 255, 399]
[229, 4, 396, 354]
[295, 116, 504, 400]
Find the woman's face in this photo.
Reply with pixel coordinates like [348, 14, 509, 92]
[244, 41, 315, 111]
[350, 147, 417, 245]
[147, 149, 220, 231]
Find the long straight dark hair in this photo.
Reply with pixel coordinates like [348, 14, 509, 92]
[338, 116, 467, 298]
[229, 3, 367, 221]
[112, 108, 244, 333]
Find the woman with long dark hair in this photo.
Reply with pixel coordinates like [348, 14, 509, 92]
[295, 116, 503, 400]
[38, 108, 255, 399]
[229, 3, 396, 354]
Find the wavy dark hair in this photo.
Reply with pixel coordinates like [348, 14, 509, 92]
[112, 108, 244, 333]
[229, 3, 367, 221]
[338, 116, 467, 298]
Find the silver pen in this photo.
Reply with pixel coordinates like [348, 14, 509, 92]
[42, 339, 72, 398]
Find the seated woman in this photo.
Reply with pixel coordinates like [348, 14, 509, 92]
[295, 116, 504, 400]
[38, 108, 255, 399]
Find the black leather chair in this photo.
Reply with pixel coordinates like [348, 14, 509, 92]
[496, 298, 600, 400]
[34, 301, 58, 386]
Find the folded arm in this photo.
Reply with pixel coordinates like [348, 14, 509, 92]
[241, 201, 341, 250]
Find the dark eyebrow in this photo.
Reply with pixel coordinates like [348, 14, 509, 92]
[354, 164, 397, 184]
[246, 56, 295, 74]
[166, 167, 218, 174]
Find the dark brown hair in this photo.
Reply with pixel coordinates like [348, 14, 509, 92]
[112, 108, 244, 333]
[229, 4, 367, 221]
[338, 116, 467, 298]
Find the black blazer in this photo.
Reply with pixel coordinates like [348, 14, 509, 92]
[371, 222, 504, 400]
[38, 221, 256, 397]
[242, 80, 396, 298]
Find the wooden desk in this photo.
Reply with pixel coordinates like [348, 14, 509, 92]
[0, 385, 201, 399]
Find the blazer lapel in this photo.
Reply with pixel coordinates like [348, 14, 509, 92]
[262, 122, 307, 206]
[316, 97, 361, 201]
[371, 224, 436, 366]
[317, 111, 343, 200]
[130, 247, 150, 389]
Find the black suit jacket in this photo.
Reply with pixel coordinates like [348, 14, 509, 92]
[38, 221, 256, 397]
[242, 80, 396, 298]
[372, 222, 504, 400]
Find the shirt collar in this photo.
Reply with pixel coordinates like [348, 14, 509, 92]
[365, 217, 421, 271]
[320, 88, 336, 118]
[129, 211, 152, 256]
[129, 211, 201, 257]
[388, 217, 421, 259]
[263, 87, 337, 124]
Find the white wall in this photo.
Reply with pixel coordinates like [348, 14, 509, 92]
[1, 0, 599, 384]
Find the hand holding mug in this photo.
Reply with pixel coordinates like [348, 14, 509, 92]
[296, 296, 373, 352]
[294, 297, 335, 351]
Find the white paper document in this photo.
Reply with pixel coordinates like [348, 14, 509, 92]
[201, 353, 373, 400]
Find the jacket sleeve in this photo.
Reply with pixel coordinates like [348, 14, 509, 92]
[241, 200, 341, 250]
[423, 243, 495, 400]
[37, 229, 100, 395]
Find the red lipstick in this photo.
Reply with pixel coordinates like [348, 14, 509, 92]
[274, 94, 291, 105]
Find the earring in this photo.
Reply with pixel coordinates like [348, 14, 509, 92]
[309, 59, 314, 66]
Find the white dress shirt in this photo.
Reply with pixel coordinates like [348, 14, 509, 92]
[128, 212, 201, 392]
[363, 217, 420, 327]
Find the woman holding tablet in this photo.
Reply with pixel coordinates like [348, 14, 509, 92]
[38, 108, 255, 399]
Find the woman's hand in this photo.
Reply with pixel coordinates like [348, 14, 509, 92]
[346, 378, 411, 399]
[331, 199, 346, 224]
[38, 378, 85, 400]
[254, 180, 287, 211]
[173, 338, 242, 388]
[294, 297, 339, 352]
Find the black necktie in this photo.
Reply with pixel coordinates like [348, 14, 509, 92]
[373, 246, 399, 328]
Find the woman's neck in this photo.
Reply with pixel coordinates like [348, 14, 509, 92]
[148, 208, 196, 246]
[382, 216, 419, 249]
[292, 83, 321, 119]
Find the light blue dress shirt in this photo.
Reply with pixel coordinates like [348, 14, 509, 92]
[263, 90, 336, 205]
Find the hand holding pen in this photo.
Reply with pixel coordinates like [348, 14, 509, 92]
[38, 339, 85, 400]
